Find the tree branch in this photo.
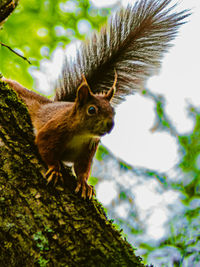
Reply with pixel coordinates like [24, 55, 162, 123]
[0, 42, 31, 64]
[0, 0, 19, 25]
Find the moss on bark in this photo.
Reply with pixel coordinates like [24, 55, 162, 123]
[0, 80, 145, 266]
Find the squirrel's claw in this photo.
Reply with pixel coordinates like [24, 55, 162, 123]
[45, 165, 63, 185]
[75, 181, 95, 199]
[87, 185, 95, 199]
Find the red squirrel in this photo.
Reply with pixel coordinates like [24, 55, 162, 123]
[3, 74, 116, 199]
[2, 0, 189, 198]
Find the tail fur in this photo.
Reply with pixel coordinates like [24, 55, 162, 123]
[54, 0, 190, 104]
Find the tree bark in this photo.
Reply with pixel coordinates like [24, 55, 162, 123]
[0, 0, 19, 25]
[0, 80, 145, 266]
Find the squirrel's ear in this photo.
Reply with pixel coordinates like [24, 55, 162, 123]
[105, 70, 117, 101]
[106, 86, 115, 102]
[76, 76, 92, 105]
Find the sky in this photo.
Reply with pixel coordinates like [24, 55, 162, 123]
[100, 0, 200, 172]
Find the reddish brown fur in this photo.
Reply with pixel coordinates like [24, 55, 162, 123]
[3, 77, 115, 199]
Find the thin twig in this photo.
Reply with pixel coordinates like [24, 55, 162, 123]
[0, 41, 31, 64]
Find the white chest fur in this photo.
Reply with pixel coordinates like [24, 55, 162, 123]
[62, 134, 100, 163]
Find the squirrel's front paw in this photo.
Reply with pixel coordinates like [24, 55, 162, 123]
[75, 180, 95, 199]
[45, 164, 64, 185]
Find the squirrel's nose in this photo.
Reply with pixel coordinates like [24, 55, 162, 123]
[106, 120, 114, 133]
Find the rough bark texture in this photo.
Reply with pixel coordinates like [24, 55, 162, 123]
[0, 80, 145, 266]
[0, 0, 19, 25]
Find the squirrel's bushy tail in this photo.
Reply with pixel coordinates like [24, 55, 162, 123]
[55, 0, 190, 104]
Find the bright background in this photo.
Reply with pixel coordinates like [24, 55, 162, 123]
[95, 0, 200, 171]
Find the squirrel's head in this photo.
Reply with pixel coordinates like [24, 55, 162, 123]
[74, 72, 117, 137]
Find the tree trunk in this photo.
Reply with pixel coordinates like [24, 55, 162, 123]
[0, 80, 145, 266]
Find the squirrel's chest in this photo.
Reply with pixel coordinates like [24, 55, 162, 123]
[61, 134, 98, 162]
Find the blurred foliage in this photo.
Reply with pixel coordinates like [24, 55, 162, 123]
[0, 0, 110, 87]
[95, 145, 109, 161]
[1, 0, 199, 266]
[97, 90, 200, 266]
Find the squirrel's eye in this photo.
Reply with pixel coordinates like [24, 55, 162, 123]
[87, 106, 97, 115]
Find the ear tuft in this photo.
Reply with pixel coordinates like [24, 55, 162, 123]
[105, 70, 117, 101]
[76, 75, 92, 105]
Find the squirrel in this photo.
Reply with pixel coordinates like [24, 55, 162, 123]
[2, 0, 189, 199]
